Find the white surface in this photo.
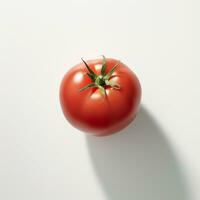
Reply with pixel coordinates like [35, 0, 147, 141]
[0, 0, 200, 199]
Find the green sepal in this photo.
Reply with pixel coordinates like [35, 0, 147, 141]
[81, 58, 96, 77]
[86, 73, 95, 81]
[79, 83, 97, 92]
[101, 55, 107, 76]
[105, 80, 120, 89]
[105, 61, 120, 80]
[80, 57, 121, 94]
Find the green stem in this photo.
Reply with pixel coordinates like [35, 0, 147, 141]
[79, 56, 120, 94]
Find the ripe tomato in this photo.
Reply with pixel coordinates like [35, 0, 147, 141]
[60, 56, 141, 136]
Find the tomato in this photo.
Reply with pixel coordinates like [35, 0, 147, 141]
[60, 56, 141, 136]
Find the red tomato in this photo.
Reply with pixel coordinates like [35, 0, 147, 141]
[60, 56, 141, 136]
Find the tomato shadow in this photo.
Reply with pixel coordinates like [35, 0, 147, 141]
[86, 106, 190, 200]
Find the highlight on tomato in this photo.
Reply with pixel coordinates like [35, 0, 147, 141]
[60, 56, 141, 136]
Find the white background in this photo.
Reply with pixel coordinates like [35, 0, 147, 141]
[0, 0, 200, 199]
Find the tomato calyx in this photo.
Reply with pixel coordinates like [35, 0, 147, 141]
[80, 56, 120, 94]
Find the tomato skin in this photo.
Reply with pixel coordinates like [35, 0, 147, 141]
[60, 58, 141, 136]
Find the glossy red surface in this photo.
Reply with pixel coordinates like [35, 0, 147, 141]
[60, 58, 141, 136]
